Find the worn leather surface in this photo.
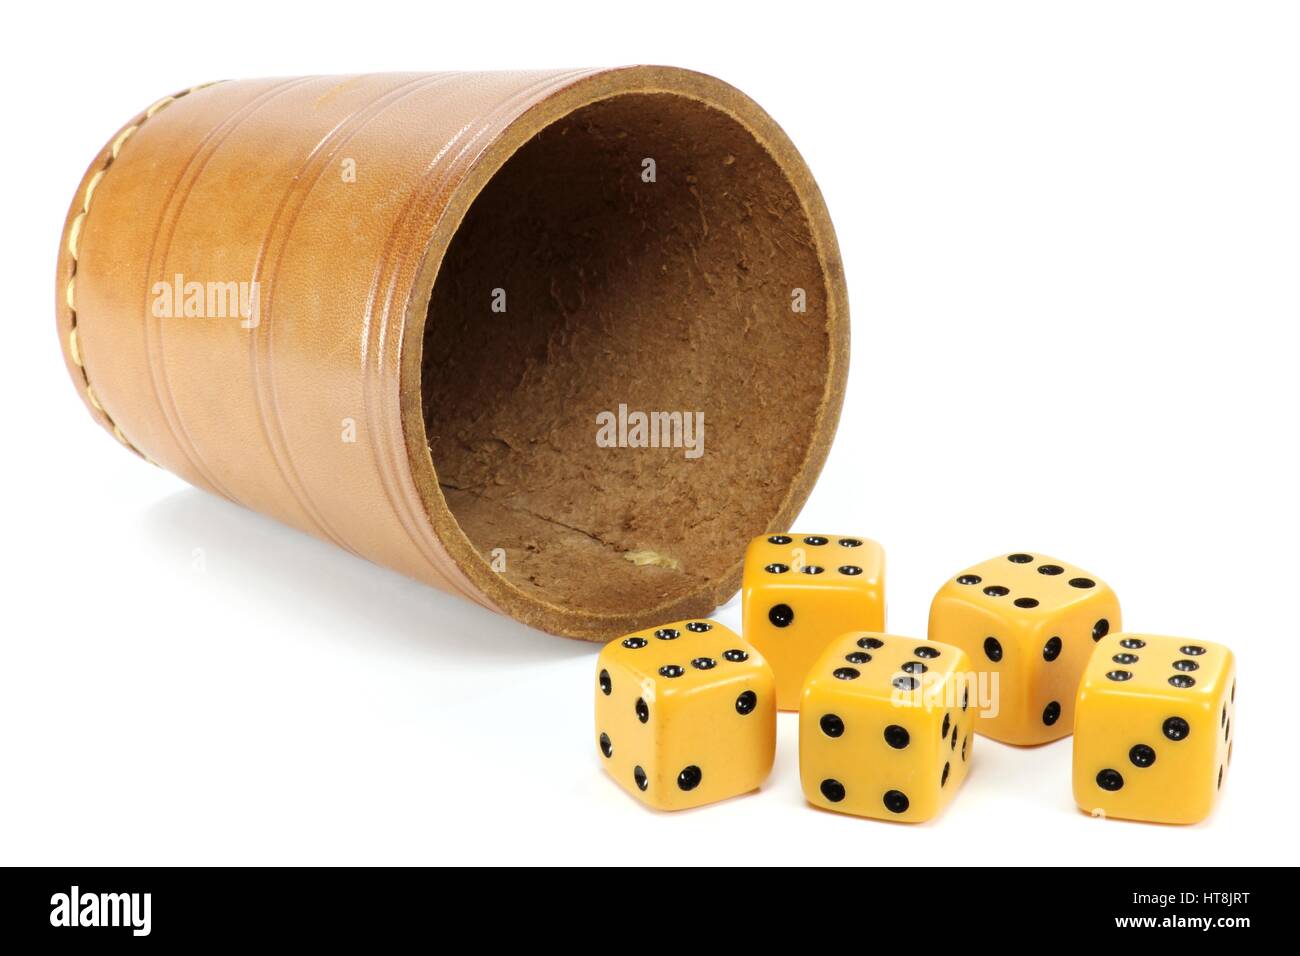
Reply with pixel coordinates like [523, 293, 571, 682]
[55, 68, 849, 640]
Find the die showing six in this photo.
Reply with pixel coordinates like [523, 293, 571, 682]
[741, 534, 885, 710]
[800, 632, 975, 822]
[1073, 633, 1235, 824]
[928, 552, 1121, 745]
[594, 619, 776, 811]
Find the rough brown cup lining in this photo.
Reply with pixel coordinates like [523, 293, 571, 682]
[416, 84, 845, 636]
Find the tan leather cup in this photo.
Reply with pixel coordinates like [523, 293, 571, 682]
[55, 68, 849, 640]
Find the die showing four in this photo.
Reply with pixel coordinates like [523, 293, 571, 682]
[799, 632, 974, 822]
[928, 552, 1121, 745]
[1073, 633, 1235, 824]
[594, 619, 776, 811]
[741, 534, 885, 710]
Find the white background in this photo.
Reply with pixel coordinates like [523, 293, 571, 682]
[3, 0, 1297, 865]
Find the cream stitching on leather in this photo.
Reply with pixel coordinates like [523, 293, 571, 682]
[64, 82, 220, 459]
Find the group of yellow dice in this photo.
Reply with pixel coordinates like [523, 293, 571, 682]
[594, 535, 1236, 824]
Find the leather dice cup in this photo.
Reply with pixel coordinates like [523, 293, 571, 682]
[55, 68, 849, 640]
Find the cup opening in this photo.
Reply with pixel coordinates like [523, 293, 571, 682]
[421, 89, 834, 627]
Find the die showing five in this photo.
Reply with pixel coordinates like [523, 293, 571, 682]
[800, 632, 974, 822]
[1073, 633, 1235, 824]
[928, 552, 1121, 745]
[594, 618, 776, 811]
[741, 534, 885, 710]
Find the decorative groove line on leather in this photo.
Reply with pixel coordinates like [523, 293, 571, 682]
[246, 73, 460, 558]
[142, 77, 317, 505]
[64, 82, 220, 460]
[365, 70, 600, 608]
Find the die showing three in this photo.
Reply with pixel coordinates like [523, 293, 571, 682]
[594, 619, 776, 811]
[741, 534, 885, 710]
[1073, 633, 1235, 824]
[929, 552, 1121, 745]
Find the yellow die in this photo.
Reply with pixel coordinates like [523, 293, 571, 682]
[799, 632, 975, 823]
[742, 534, 886, 710]
[594, 618, 776, 811]
[1073, 633, 1236, 824]
[928, 552, 1121, 745]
